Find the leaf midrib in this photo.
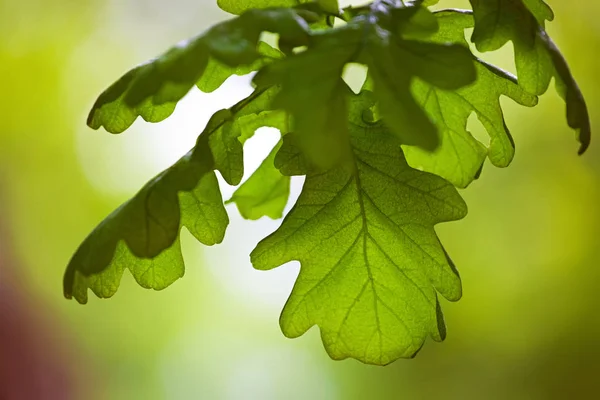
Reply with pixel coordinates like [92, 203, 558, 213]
[351, 150, 384, 357]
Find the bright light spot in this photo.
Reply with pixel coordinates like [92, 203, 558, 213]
[160, 327, 338, 400]
[342, 62, 367, 94]
[466, 112, 489, 147]
[223, 347, 337, 400]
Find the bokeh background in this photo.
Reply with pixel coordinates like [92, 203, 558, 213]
[1, 0, 599, 398]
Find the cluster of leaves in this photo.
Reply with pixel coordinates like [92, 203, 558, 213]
[65, 0, 590, 365]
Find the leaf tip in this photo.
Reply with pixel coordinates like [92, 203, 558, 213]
[576, 122, 591, 155]
[435, 298, 447, 341]
[577, 140, 590, 156]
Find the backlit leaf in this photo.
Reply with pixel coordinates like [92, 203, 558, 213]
[66, 0, 592, 365]
[227, 140, 291, 220]
[469, 0, 590, 153]
[256, 3, 476, 166]
[65, 87, 280, 303]
[404, 10, 538, 188]
[87, 7, 316, 133]
[252, 91, 466, 365]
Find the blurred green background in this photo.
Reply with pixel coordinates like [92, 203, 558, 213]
[1, 0, 599, 398]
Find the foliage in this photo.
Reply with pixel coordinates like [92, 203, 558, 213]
[64, 0, 590, 365]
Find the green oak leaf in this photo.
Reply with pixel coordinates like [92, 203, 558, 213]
[227, 105, 291, 221]
[404, 10, 538, 188]
[254, 2, 476, 167]
[361, 4, 477, 151]
[469, 0, 591, 154]
[65, 87, 280, 303]
[65, 0, 592, 364]
[87, 7, 317, 133]
[69, 238, 185, 303]
[227, 140, 291, 220]
[252, 91, 467, 365]
[64, 149, 224, 304]
[469, 0, 540, 52]
[193, 88, 282, 186]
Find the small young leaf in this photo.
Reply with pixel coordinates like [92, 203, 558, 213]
[251, 91, 466, 365]
[195, 87, 282, 186]
[227, 105, 291, 220]
[227, 140, 291, 220]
